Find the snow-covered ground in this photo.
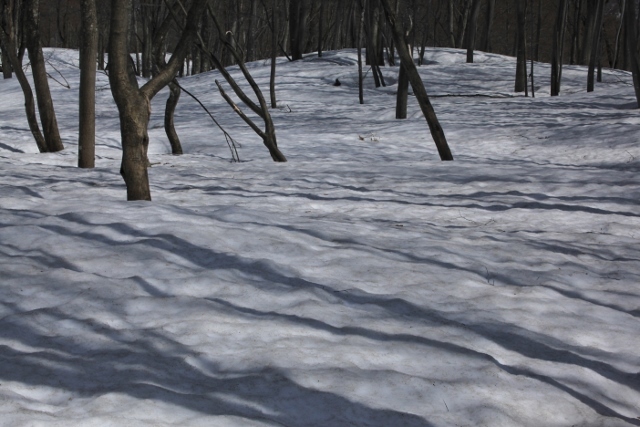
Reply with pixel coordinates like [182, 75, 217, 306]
[0, 48, 639, 426]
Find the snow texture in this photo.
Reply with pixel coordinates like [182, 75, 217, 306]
[0, 48, 639, 426]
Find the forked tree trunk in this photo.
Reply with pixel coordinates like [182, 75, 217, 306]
[380, 0, 453, 161]
[25, 0, 64, 152]
[0, 3, 46, 152]
[78, 0, 97, 168]
[109, 0, 207, 201]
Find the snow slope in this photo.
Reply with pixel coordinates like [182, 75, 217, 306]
[0, 48, 639, 426]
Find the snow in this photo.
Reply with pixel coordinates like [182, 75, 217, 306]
[0, 47, 639, 426]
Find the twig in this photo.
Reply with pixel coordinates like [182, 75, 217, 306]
[171, 78, 241, 162]
[44, 56, 71, 89]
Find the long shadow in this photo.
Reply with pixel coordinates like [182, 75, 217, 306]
[4, 208, 640, 424]
[207, 298, 640, 426]
[0, 303, 434, 427]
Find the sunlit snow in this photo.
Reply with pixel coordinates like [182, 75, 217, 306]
[0, 48, 639, 426]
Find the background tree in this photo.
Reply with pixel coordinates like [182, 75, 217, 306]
[78, 0, 97, 168]
[380, 0, 453, 161]
[551, 0, 568, 96]
[25, 0, 64, 152]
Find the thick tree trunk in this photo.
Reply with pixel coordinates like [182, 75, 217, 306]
[78, 0, 97, 168]
[1, 43, 11, 78]
[551, 0, 568, 96]
[290, 0, 310, 60]
[380, 0, 453, 161]
[396, 63, 408, 119]
[109, 0, 207, 201]
[624, 0, 640, 106]
[25, 0, 64, 152]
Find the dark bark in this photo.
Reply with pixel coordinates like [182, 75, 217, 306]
[0, 1, 46, 152]
[357, 0, 365, 105]
[25, 0, 64, 152]
[164, 82, 183, 155]
[290, 0, 310, 60]
[396, 63, 408, 119]
[109, 0, 207, 201]
[78, 0, 97, 168]
[551, 0, 568, 96]
[1, 43, 11, 78]
[514, 0, 527, 94]
[587, 0, 605, 92]
[380, 0, 453, 161]
[208, 7, 286, 162]
[481, 0, 495, 52]
[624, 0, 640, 106]
[270, 0, 277, 108]
[464, 0, 482, 63]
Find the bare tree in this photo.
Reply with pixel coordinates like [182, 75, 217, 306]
[108, 0, 208, 201]
[464, 0, 482, 63]
[551, 0, 568, 96]
[380, 0, 453, 161]
[587, 0, 605, 92]
[624, 0, 640, 106]
[25, 0, 64, 152]
[78, 0, 97, 168]
[514, 0, 527, 94]
[0, 0, 47, 152]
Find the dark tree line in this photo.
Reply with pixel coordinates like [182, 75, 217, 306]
[2, 0, 640, 201]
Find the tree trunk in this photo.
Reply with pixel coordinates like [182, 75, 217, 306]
[551, 0, 568, 96]
[25, 0, 64, 152]
[464, 0, 482, 63]
[1, 43, 12, 78]
[318, 0, 324, 57]
[624, 0, 640, 106]
[514, 0, 527, 94]
[270, 0, 277, 108]
[481, 0, 495, 52]
[357, 0, 365, 104]
[587, 0, 605, 92]
[109, 0, 207, 201]
[0, 2, 46, 152]
[380, 0, 453, 161]
[78, 0, 97, 168]
[396, 63, 408, 119]
[164, 82, 183, 155]
[290, 0, 310, 60]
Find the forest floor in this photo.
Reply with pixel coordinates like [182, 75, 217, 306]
[0, 48, 639, 426]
